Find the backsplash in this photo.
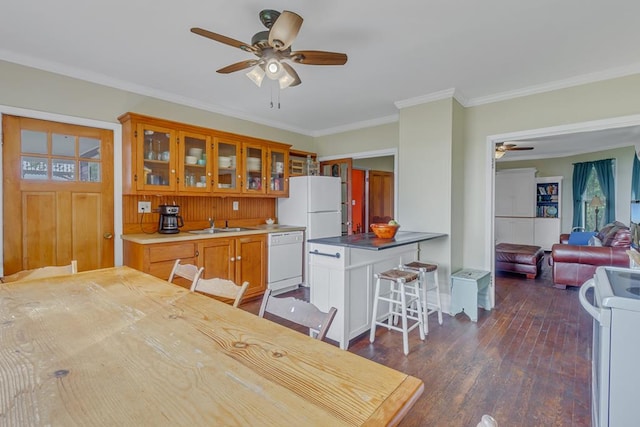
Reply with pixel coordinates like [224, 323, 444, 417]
[123, 195, 276, 234]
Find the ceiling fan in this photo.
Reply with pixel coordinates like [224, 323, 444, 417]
[191, 9, 348, 89]
[495, 142, 534, 159]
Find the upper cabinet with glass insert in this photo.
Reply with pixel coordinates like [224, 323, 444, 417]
[118, 112, 290, 197]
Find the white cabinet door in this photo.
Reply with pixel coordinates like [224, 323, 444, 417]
[495, 217, 535, 245]
[534, 218, 560, 250]
[495, 168, 536, 217]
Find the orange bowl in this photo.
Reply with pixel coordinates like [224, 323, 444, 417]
[370, 223, 400, 239]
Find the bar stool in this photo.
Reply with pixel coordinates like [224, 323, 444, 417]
[403, 261, 443, 334]
[369, 268, 425, 355]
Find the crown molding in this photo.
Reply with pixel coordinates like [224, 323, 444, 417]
[0, 49, 312, 136]
[394, 88, 456, 109]
[465, 62, 640, 107]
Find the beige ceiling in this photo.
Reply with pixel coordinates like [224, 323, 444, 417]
[1, 1, 639, 137]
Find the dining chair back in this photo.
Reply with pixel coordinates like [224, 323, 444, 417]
[168, 259, 203, 289]
[258, 289, 338, 341]
[1, 260, 78, 283]
[193, 277, 249, 308]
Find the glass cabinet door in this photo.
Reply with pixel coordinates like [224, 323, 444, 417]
[137, 123, 176, 191]
[244, 143, 265, 194]
[179, 130, 210, 192]
[267, 147, 288, 195]
[215, 137, 240, 192]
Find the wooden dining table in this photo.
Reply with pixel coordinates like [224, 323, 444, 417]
[0, 266, 423, 426]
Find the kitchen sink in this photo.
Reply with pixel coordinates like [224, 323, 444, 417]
[188, 227, 252, 234]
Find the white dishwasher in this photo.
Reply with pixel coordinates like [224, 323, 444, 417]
[268, 231, 303, 295]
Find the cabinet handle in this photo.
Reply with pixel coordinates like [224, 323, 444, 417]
[171, 169, 176, 174]
[236, 255, 242, 261]
[195, 250, 199, 257]
[230, 257, 235, 262]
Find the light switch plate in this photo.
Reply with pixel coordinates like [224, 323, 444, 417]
[233, 201, 239, 211]
[138, 201, 151, 213]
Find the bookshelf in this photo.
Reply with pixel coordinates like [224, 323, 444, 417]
[535, 176, 562, 250]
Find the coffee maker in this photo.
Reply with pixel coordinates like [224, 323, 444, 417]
[158, 204, 184, 234]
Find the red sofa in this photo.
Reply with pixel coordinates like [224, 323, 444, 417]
[549, 222, 631, 288]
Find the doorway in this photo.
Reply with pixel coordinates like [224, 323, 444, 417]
[485, 114, 640, 304]
[319, 149, 398, 235]
[2, 115, 115, 274]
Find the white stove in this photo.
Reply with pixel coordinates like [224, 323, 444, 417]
[580, 266, 640, 427]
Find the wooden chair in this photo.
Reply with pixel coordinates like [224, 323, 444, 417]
[258, 289, 338, 341]
[192, 277, 249, 308]
[168, 259, 203, 290]
[1, 260, 78, 283]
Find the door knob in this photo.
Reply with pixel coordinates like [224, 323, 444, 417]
[103, 232, 113, 239]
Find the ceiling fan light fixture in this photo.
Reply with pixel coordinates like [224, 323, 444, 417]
[278, 68, 295, 89]
[246, 64, 266, 87]
[265, 58, 283, 79]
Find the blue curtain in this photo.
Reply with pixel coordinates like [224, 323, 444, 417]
[593, 159, 615, 224]
[572, 162, 591, 228]
[632, 155, 640, 202]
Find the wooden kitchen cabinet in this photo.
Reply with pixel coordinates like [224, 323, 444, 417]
[123, 240, 198, 288]
[199, 234, 266, 300]
[123, 234, 267, 300]
[267, 145, 289, 196]
[119, 112, 291, 197]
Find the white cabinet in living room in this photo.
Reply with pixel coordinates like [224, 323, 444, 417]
[495, 168, 536, 244]
[495, 217, 535, 245]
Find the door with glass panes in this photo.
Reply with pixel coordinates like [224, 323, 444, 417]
[2, 115, 114, 275]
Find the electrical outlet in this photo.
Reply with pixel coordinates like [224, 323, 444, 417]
[138, 201, 151, 213]
[233, 201, 239, 211]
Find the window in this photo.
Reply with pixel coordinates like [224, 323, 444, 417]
[21, 130, 101, 182]
[581, 161, 614, 231]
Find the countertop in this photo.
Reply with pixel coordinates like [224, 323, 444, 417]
[121, 224, 305, 244]
[308, 231, 447, 251]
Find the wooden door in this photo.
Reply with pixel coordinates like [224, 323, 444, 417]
[3, 115, 114, 274]
[235, 235, 266, 299]
[320, 158, 353, 235]
[369, 170, 395, 225]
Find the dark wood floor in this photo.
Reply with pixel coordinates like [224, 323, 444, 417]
[240, 253, 592, 426]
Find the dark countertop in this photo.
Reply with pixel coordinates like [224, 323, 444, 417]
[308, 231, 447, 251]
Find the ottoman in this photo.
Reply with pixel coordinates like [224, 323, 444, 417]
[495, 243, 544, 279]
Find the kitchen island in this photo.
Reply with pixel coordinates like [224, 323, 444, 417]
[308, 231, 446, 349]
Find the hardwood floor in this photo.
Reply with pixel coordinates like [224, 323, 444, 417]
[240, 253, 592, 426]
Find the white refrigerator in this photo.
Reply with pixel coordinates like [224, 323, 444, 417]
[277, 176, 342, 286]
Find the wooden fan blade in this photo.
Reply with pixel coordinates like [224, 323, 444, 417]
[268, 11, 303, 51]
[289, 50, 348, 65]
[281, 62, 302, 87]
[508, 146, 534, 151]
[191, 27, 256, 53]
[217, 60, 259, 74]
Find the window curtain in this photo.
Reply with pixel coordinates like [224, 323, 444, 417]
[572, 162, 591, 228]
[632, 154, 640, 202]
[593, 159, 615, 224]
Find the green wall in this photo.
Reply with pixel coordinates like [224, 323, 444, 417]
[497, 145, 636, 233]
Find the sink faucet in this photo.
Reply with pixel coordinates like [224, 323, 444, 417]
[208, 217, 215, 228]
